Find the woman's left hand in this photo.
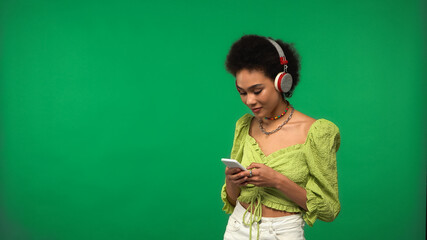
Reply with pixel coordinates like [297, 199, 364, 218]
[246, 163, 283, 188]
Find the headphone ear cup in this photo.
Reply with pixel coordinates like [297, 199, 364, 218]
[274, 72, 293, 93]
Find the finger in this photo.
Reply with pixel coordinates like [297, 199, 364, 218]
[248, 175, 259, 181]
[246, 169, 255, 178]
[245, 177, 260, 185]
[247, 168, 257, 177]
[241, 170, 251, 178]
[230, 171, 247, 181]
[240, 168, 256, 177]
[225, 168, 242, 175]
[235, 176, 248, 185]
[231, 176, 246, 185]
[247, 163, 264, 169]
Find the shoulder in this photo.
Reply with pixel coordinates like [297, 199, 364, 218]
[288, 110, 317, 137]
[231, 114, 253, 143]
[235, 113, 253, 128]
[307, 118, 340, 152]
[292, 110, 340, 150]
[311, 119, 340, 136]
[292, 110, 339, 134]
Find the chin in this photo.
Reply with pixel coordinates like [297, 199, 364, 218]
[253, 112, 265, 119]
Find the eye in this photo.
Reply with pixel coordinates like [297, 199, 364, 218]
[254, 89, 262, 95]
[239, 92, 247, 96]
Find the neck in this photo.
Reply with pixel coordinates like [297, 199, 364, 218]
[257, 99, 290, 126]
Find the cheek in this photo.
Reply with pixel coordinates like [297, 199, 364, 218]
[259, 92, 279, 106]
[239, 95, 246, 104]
[265, 89, 280, 100]
[259, 92, 271, 103]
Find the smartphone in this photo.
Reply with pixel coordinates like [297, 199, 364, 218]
[221, 158, 247, 171]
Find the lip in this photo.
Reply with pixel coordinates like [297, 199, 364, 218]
[251, 107, 262, 113]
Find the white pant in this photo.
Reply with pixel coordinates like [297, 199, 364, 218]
[224, 201, 305, 240]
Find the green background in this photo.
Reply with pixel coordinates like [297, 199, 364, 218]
[1, 0, 425, 239]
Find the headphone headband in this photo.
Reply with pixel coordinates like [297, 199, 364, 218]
[266, 37, 293, 94]
[266, 38, 288, 72]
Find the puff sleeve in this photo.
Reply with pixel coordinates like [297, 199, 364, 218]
[220, 114, 252, 214]
[303, 119, 341, 226]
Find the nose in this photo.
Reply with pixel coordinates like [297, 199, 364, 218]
[245, 93, 257, 106]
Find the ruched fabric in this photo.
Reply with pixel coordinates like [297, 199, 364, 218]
[221, 113, 341, 229]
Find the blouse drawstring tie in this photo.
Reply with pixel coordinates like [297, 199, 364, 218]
[242, 192, 263, 240]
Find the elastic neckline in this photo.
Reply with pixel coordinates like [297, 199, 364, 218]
[246, 116, 326, 158]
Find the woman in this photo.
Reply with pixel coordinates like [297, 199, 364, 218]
[221, 35, 341, 240]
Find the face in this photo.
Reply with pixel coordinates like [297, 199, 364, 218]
[235, 69, 284, 118]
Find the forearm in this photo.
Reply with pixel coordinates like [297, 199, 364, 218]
[274, 173, 308, 211]
[225, 181, 241, 207]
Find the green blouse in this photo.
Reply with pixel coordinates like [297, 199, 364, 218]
[221, 113, 341, 227]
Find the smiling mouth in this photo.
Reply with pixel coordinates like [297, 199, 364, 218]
[251, 107, 262, 112]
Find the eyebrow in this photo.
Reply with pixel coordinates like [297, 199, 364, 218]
[236, 84, 264, 91]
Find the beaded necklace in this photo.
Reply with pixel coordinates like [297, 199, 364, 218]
[259, 107, 294, 135]
[264, 101, 290, 120]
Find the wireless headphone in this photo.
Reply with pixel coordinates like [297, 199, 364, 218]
[266, 38, 293, 93]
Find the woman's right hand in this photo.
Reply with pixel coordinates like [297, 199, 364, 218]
[225, 167, 249, 187]
[225, 167, 249, 206]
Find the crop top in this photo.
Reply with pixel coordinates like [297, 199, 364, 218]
[221, 113, 341, 229]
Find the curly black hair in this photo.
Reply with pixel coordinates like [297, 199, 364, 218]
[225, 35, 301, 98]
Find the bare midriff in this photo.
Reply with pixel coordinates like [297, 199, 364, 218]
[240, 201, 299, 217]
